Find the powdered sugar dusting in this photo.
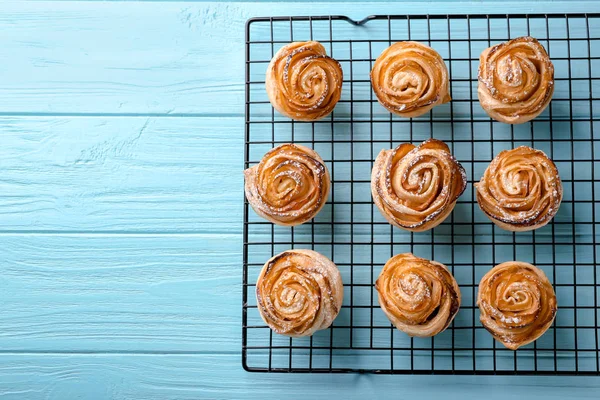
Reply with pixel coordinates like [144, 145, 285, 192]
[256, 249, 343, 337]
[372, 140, 466, 230]
[476, 146, 562, 229]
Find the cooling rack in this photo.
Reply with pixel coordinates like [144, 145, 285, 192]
[243, 13, 600, 374]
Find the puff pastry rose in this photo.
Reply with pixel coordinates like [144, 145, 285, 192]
[371, 41, 450, 117]
[478, 36, 554, 124]
[266, 41, 343, 121]
[376, 253, 460, 337]
[475, 146, 562, 231]
[256, 249, 343, 337]
[371, 139, 466, 232]
[478, 261, 557, 350]
[244, 144, 330, 226]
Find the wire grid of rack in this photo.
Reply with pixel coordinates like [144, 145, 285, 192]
[243, 13, 600, 375]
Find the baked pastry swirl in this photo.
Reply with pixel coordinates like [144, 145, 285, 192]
[371, 41, 451, 117]
[244, 144, 330, 226]
[371, 139, 466, 232]
[475, 146, 562, 231]
[266, 41, 343, 121]
[478, 36, 554, 124]
[256, 249, 344, 337]
[375, 253, 460, 337]
[478, 261, 557, 350]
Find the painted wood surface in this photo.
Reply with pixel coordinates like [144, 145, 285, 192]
[2, 354, 600, 400]
[0, 117, 242, 232]
[2, 1, 600, 399]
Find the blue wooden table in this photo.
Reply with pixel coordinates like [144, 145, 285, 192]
[1, 1, 600, 398]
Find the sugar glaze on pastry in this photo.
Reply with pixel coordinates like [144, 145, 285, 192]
[256, 249, 343, 337]
[244, 144, 330, 226]
[371, 41, 450, 117]
[478, 36, 554, 124]
[475, 146, 562, 231]
[266, 41, 343, 121]
[376, 253, 461, 337]
[478, 261, 557, 350]
[371, 139, 466, 232]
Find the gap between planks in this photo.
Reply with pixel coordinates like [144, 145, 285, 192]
[0, 231, 242, 236]
[0, 113, 243, 118]
[0, 350, 238, 356]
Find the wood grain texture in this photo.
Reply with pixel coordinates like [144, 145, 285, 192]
[2, 1, 600, 397]
[0, 116, 586, 235]
[1, 354, 600, 400]
[0, 117, 242, 232]
[2, 1, 599, 115]
[0, 234, 241, 352]
[0, 232, 586, 353]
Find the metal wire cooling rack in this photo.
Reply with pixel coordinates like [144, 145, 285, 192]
[243, 13, 600, 375]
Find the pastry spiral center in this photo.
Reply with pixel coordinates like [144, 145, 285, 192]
[381, 56, 437, 109]
[289, 55, 329, 106]
[499, 281, 539, 313]
[503, 285, 529, 305]
[263, 159, 317, 206]
[397, 272, 429, 302]
[391, 152, 447, 211]
[272, 268, 319, 318]
[299, 65, 323, 90]
[388, 62, 429, 101]
[485, 272, 543, 329]
[499, 162, 541, 201]
[494, 50, 540, 103]
[498, 55, 524, 86]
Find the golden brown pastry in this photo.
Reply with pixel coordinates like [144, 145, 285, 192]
[478, 36, 554, 124]
[371, 139, 466, 232]
[478, 261, 557, 350]
[244, 144, 330, 226]
[375, 253, 460, 337]
[265, 41, 343, 121]
[371, 41, 450, 117]
[256, 249, 343, 337]
[475, 146, 562, 231]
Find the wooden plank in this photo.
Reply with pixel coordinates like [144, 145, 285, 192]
[1, 354, 600, 400]
[0, 117, 241, 233]
[0, 116, 586, 235]
[0, 234, 241, 352]
[1, 1, 599, 393]
[0, 2, 244, 115]
[1, 1, 599, 115]
[0, 231, 587, 353]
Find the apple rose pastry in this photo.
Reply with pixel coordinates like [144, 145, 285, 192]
[371, 41, 451, 117]
[244, 144, 330, 226]
[265, 41, 343, 121]
[478, 36, 554, 124]
[256, 249, 344, 337]
[475, 146, 562, 231]
[375, 253, 461, 337]
[371, 139, 466, 232]
[478, 261, 557, 350]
